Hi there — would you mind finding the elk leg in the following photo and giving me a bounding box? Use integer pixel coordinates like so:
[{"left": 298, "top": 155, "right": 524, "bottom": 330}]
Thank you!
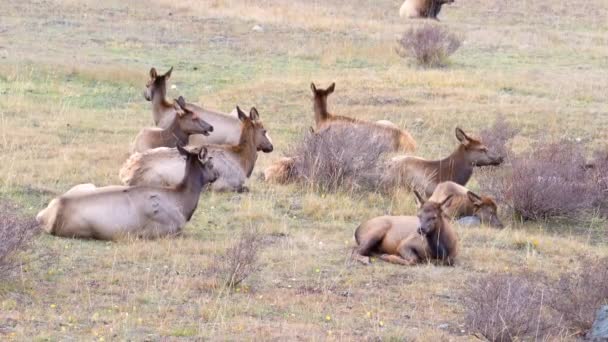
[
  {"left": 379, "top": 254, "right": 415, "bottom": 266},
  {"left": 352, "top": 235, "right": 383, "bottom": 265}
]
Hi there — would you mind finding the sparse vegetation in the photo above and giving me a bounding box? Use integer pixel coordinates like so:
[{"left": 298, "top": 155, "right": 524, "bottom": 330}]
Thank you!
[
  {"left": 0, "top": 201, "right": 37, "bottom": 278},
  {"left": 213, "top": 230, "right": 262, "bottom": 289},
  {"left": 284, "top": 125, "right": 392, "bottom": 192},
  {"left": 396, "top": 23, "right": 461, "bottom": 67}
]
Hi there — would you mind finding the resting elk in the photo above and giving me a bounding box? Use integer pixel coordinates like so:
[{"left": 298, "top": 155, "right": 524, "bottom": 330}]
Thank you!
[
  {"left": 310, "top": 82, "right": 416, "bottom": 152},
  {"left": 353, "top": 191, "right": 458, "bottom": 266},
  {"left": 36, "top": 146, "right": 219, "bottom": 240},
  {"left": 131, "top": 96, "right": 213, "bottom": 153},
  {"left": 399, "top": 0, "right": 454, "bottom": 20},
  {"left": 120, "top": 106, "right": 273, "bottom": 193},
  {"left": 144, "top": 67, "right": 243, "bottom": 145},
  {"left": 385, "top": 127, "right": 503, "bottom": 197},
  {"left": 428, "top": 181, "right": 504, "bottom": 228}
]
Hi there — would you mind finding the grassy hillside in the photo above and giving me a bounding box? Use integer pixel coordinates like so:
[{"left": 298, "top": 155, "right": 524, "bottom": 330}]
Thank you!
[{"left": 0, "top": 0, "right": 607, "bottom": 340}]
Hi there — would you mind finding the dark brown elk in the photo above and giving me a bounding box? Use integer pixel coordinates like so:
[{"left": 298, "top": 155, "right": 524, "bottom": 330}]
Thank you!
[
  {"left": 428, "top": 181, "right": 504, "bottom": 228},
  {"left": 36, "top": 146, "right": 219, "bottom": 240},
  {"left": 310, "top": 82, "right": 416, "bottom": 152},
  {"left": 131, "top": 96, "right": 213, "bottom": 153},
  {"left": 385, "top": 127, "right": 503, "bottom": 197},
  {"left": 120, "top": 107, "right": 273, "bottom": 193},
  {"left": 353, "top": 191, "right": 458, "bottom": 266}
]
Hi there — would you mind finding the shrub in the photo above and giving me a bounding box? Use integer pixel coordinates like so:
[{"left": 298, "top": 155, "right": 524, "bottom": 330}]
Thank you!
[
  {"left": 396, "top": 23, "right": 461, "bottom": 67},
  {"left": 213, "top": 230, "right": 261, "bottom": 289},
  {"left": 587, "top": 150, "right": 608, "bottom": 217},
  {"left": 478, "top": 115, "right": 520, "bottom": 161},
  {"left": 464, "top": 273, "right": 556, "bottom": 341},
  {"left": 546, "top": 257, "right": 608, "bottom": 333},
  {"left": 479, "top": 137, "right": 595, "bottom": 221},
  {"left": 285, "top": 125, "right": 393, "bottom": 192},
  {"left": 0, "top": 200, "right": 38, "bottom": 278}
]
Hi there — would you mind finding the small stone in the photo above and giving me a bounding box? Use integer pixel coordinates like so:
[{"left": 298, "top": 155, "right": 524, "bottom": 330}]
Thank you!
[
  {"left": 251, "top": 25, "right": 264, "bottom": 32},
  {"left": 590, "top": 306, "right": 608, "bottom": 341},
  {"left": 457, "top": 216, "right": 481, "bottom": 227},
  {"left": 438, "top": 323, "right": 449, "bottom": 329}
]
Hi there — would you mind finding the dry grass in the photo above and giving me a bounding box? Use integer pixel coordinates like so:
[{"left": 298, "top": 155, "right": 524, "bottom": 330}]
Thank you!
[
  {"left": 0, "top": 201, "right": 37, "bottom": 278},
  {"left": 396, "top": 23, "right": 462, "bottom": 67},
  {"left": 0, "top": 0, "right": 607, "bottom": 340}
]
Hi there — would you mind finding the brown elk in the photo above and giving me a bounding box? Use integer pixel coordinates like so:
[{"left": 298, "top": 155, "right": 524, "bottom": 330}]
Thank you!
[
  {"left": 310, "top": 82, "right": 416, "bottom": 152},
  {"left": 144, "top": 67, "right": 245, "bottom": 146},
  {"left": 385, "top": 127, "right": 503, "bottom": 197},
  {"left": 353, "top": 191, "right": 458, "bottom": 266},
  {"left": 399, "top": 0, "right": 455, "bottom": 20},
  {"left": 36, "top": 146, "right": 219, "bottom": 240},
  {"left": 131, "top": 96, "right": 213, "bottom": 153},
  {"left": 428, "top": 181, "right": 504, "bottom": 228},
  {"left": 120, "top": 107, "right": 273, "bottom": 193}
]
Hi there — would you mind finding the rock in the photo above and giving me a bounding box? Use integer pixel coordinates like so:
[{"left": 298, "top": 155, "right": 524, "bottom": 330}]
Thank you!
[
  {"left": 251, "top": 24, "right": 264, "bottom": 32},
  {"left": 457, "top": 216, "right": 481, "bottom": 227},
  {"left": 590, "top": 306, "right": 608, "bottom": 341},
  {"left": 438, "top": 323, "right": 449, "bottom": 330}
]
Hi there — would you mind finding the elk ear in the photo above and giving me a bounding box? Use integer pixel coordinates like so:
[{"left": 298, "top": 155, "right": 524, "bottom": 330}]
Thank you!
[
  {"left": 310, "top": 82, "right": 317, "bottom": 94},
  {"left": 440, "top": 194, "right": 454, "bottom": 211},
  {"left": 467, "top": 191, "right": 483, "bottom": 206},
  {"left": 249, "top": 107, "right": 260, "bottom": 121},
  {"left": 176, "top": 144, "right": 189, "bottom": 157},
  {"left": 413, "top": 191, "right": 425, "bottom": 209},
  {"left": 150, "top": 68, "right": 158, "bottom": 79},
  {"left": 173, "top": 96, "right": 187, "bottom": 116},
  {"left": 164, "top": 66, "right": 173, "bottom": 79},
  {"left": 327, "top": 82, "right": 335, "bottom": 94},
  {"left": 236, "top": 106, "right": 247, "bottom": 121},
  {"left": 455, "top": 127, "right": 470, "bottom": 145},
  {"left": 198, "top": 147, "right": 208, "bottom": 161}
]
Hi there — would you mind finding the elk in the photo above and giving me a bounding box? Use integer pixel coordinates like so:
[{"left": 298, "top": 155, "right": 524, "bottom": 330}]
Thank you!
[
  {"left": 399, "top": 0, "right": 454, "bottom": 20},
  {"left": 36, "top": 146, "right": 219, "bottom": 240},
  {"left": 428, "top": 181, "right": 504, "bottom": 228},
  {"left": 120, "top": 106, "right": 273, "bottom": 193},
  {"left": 144, "top": 67, "right": 245, "bottom": 145},
  {"left": 353, "top": 191, "right": 458, "bottom": 266},
  {"left": 385, "top": 127, "right": 503, "bottom": 197},
  {"left": 310, "top": 82, "right": 416, "bottom": 152},
  {"left": 131, "top": 96, "right": 213, "bottom": 153}
]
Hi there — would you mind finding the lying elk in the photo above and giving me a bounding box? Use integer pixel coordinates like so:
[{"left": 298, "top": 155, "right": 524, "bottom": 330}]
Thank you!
[
  {"left": 399, "top": 0, "right": 454, "bottom": 20},
  {"left": 353, "top": 191, "right": 458, "bottom": 266},
  {"left": 120, "top": 106, "right": 273, "bottom": 192},
  {"left": 36, "top": 146, "right": 219, "bottom": 240},
  {"left": 311, "top": 82, "right": 416, "bottom": 152},
  {"left": 428, "top": 181, "right": 504, "bottom": 228},
  {"left": 386, "top": 127, "right": 503, "bottom": 197},
  {"left": 131, "top": 96, "right": 213, "bottom": 153},
  {"left": 144, "top": 67, "right": 245, "bottom": 145}
]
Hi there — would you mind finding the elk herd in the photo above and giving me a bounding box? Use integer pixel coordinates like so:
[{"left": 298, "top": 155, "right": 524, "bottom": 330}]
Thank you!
[{"left": 37, "top": 67, "right": 506, "bottom": 268}]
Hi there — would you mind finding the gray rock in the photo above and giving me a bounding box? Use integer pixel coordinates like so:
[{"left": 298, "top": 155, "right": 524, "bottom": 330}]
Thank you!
[
  {"left": 457, "top": 216, "right": 481, "bottom": 227},
  {"left": 251, "top": 24, "right": 264, "bottom": 32},
  {"left": 590, "top": 306, "right": 608, "bottom": 341}
]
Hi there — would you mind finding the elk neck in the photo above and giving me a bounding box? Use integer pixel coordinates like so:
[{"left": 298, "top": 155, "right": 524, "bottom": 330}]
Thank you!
[
  {"left": 175, "top": 156, "right": 205, "bottom": 221},
  {"left": 437, "top": 145, "right": 474, "bottom": 185}
]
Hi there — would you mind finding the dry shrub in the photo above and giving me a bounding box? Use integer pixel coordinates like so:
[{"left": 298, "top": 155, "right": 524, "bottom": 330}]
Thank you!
[
  {"left": 546, "top": 257, "right": 608, "bottom": 333},
  {"left": 479, "top": 138, "right": 595, "bottom": 221},
  {"left": 285, "top": 125, "right": 393, "bottom": 192},
  {"left": 587, "top": 150, "right": 608, "bottom": 216},
  {"left": 479, "top": 115, "right": 520, "bottom": 161},
  {"left": 0, "top": 201, "right": 38, "bottom": 278},
  {"left": 213, "top": 230, "right": 261, "bottom": 288},
  {"left": 396, "top": 23, "right": 461, "bottom": 67},
  {"left": 464, "top": 273, "right": 556, "bottom": 341}
]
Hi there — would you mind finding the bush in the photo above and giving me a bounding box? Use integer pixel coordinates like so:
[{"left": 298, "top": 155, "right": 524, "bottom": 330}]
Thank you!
[
  {"left": 213, "top": 230, "right": 261, "bottom": 289},
  {"left": 479, "top": 115, "right": 520, "bottom": 161},
  {"left": 0, "top": 201, "right": 38, "bottom": 278},
  {"left": 396, "top": 23, "right": 461, "bottom": 67},
  {"left": 587, "top": 150, "right": 608, "bottom": 216},
  {"left": 546, "top": 257, "right": 608, "bottom": 333},
  {"left": 285, "top": 125, "right": 393, "bottom": 192},
  {"left": 464, "top": 273, "right": 556, "bottom": 341}
]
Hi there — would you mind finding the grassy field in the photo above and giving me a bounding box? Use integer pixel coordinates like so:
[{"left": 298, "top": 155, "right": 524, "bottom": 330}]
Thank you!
[{"left": 1, "top": 0, "right": 607, "bottom": 340}]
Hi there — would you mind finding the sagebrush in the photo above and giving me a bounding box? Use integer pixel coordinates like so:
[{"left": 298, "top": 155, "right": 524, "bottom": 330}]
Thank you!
[
  {"left": 0, "top": 201, "right": 38, "bottom": 278},
  {"left": 284, "top": 125, "right": 392, "bottom": 192},
  {"left": 396, "top": 23, "right": 461, "bottom": 67},
  {"left": 213, "top": 230, "right": 261, "bottom": 288}
]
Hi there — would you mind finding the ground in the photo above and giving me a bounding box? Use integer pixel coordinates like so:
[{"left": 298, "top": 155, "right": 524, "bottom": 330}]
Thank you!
[{"left": 0, "top": 0, "right": 607, "bottom": 340}]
